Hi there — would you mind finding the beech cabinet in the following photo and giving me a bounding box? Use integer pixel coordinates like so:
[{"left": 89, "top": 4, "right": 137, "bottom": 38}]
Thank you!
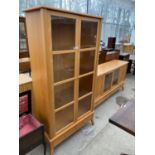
[
  {"left": 95, "top": 60, "right": 128, "bottom": 107},
  {"left": 25, "top": 6, "right": 102, "bottom": 154}
]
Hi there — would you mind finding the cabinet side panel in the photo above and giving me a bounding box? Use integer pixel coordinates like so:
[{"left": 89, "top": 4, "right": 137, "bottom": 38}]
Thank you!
[
  {"left": 119, "top": 64, "right": 128, "bottom": 82},
  {"left": 26, "top": 10, "right": 54, "bottom": 138},
  {"left": 92, "top": 19, "right": 102, "bottom": 110}
]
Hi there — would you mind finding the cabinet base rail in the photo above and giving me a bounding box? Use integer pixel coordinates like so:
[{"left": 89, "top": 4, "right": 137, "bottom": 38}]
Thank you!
[{"left": 44, "top": 112, "right": 94, "bottom": 155}]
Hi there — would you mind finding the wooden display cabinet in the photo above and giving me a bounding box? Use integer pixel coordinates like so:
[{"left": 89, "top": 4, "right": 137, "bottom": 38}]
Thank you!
[
  {"left": 25, "top": 6, "right": 102, "bottom": 155},
  {"left": 95, "top": 60, "right": 128, "bottom": 107}
]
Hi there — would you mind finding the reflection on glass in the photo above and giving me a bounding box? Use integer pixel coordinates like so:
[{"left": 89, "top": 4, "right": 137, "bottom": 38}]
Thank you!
[
  {"left": 80, "top": 50, "right": 95, "bottom": 75},
  {"left": 112, "top": 69, "right": 119, "bottom": 85},
  {"left": 53, "top": 53, "right": 75, "bottom": 82},
  {"left": 79, "top": 74, "right": 93, "bottom": 97},
  {"left": 55, "top": 105, "right": 74, "bottom": 132},
  {"left": 54, "top": 81, "right": 74, "bottom": 109},
  {"left": 78, "top": 95, "right": 92, "bottom": 117},
  {"left": 104, "top": 73, "right": 112, "bottom": 92},
  {"left": 81, "top": 21, "right": 98, "bottom": 48},
  {"left": 51, "top": 16, "right": 75, "bottom": 51}
]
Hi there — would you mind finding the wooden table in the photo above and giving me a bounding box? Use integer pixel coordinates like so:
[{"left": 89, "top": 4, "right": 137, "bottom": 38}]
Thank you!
[{"left": 109, "top": 99, "right": 135, "bottom": 136}]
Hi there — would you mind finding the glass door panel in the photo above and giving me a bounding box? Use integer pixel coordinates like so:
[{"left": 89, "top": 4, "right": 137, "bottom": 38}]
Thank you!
[
  {"left": 80, "top": 50, "right": 95, "bottom": 75},
  {"left": 54, "top": 81, "right": 74, "bottom": 109},
  {"left": 112, "top": 69, "right": 119, "bottom": 85},
  {"left": 55, "top": 105, "right": 74, "bottom": 132},
  {"left": 79, "top": 74, "right": 93, "bottom": 97},
  {"left": 51, "top": 16, "right": 76, "bottom": 51},
  {"left": 80, "top": 21, "right": 98, "bottom": 49},
  {"left": 78, "top": 95, "right": 92, "bottom": 118},
  {"left": 53, "top": 53, "right": 75, "bottom": 82},
  {"left": 104, "top": 73, "right": 112, "bottom": 92}
]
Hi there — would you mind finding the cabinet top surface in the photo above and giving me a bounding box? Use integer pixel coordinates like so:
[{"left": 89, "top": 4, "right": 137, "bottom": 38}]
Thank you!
[
  {"left": 19, "top": 74, "right": 32, "bottom": 86},
  {"left": 97, "top": 60, "right": 128, "bottom": 76},
  {"left": 24, "top": 5, "right": 102, "bottom": 19}
]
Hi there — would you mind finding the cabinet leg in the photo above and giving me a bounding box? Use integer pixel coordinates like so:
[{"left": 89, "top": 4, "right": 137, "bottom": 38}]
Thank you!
[
  {"left": 91, "top": 119, "right": 94, "bottom": 126},
  {"left": 50, "top": 144, "right": 54, "bottom": 155},
  {"left": 122, "top": 85, "right": 124, "bottom": 91}
]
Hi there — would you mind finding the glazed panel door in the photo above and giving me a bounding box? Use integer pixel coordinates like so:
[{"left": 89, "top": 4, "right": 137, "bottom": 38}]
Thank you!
[
  {"left": 77, "top": 17, "right": 99, "bottom": 119},
  {"left": 49, "top": 12, "right": 100, "bottom": 132},
  {"left": 50, "top": 12, "right": 79, "bottom": 133}
]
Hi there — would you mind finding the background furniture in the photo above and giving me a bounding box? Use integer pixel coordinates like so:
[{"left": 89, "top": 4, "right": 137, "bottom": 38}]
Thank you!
[
  {"left": 122, "top": 43, "right": 135, "bottom": 54},
  {"left": 19, "top": 16, "right": 29, "bottom": 58},
  {"left": 95, "top": 60, "right": 128, "bottom": 107},
  {"left": 105, "top": 50, "right": 119, "bottom": 62},
  {"left": 19, "top": 58, "right": 31, "bottom": 74},
  {"left": 107, "top": 37, "right": 116, "bottom": 49},
  {"left": 25, "top": 6, "right": 102, "bottom": 154},
  {"left": 19, "top": 16, "right": 31, "bottom": 74},
  {"left": 98, "top": 51, "right": 107, "bottom": 64},
  {"left": 119, "top": 52, "right": 130, "bottom": 61},
  {"left": 19, "top": 74, "right": 46, "bottom": 155},
  {"left": 109, "top": 99, "right": 135, "bottom": 136},
  {"left": 99, "top": 50, "right": 120, "bottom": 64},
  {"left": 19, "top": 74, "right": 32, "bottom": 94}
]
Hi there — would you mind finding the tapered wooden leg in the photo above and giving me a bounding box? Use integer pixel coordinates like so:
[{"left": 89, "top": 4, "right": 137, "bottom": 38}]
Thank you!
[
  {"left": 91, "top": 119, "right": 94, "bottom": 125},
  {"left": 50, "top": 144, "right": 54, "bottom": 155},
  {"left": 122, "top": 85, "right": 124, "bottom": 91}
]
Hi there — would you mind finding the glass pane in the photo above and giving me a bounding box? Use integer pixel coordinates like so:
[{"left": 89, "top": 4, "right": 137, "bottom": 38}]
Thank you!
[
  {"left": 112, "top": 69, "right": 119, "bottom": 85},
  {"left": 79, "top": 74, "right": 93, "bottom": 97},
  {"left": 55, "top": 105, "right": 74, "bottom": 132},
  {"left": 80, "top": 50, "right": 95, "bottom": 75},
  {"left": 53, "top": 53, "right": 75, "bottom": 82},
  {"left": 19, "top": 22, "right": 26, "bottom": 39},
  {"left": 78, "top": 95, "right": 92, "bottom": 117},
  {"left": 104, "top": 73, "right": 112, "bottom": 92},
  {"left": 51, "top": 16, "right": 75, "bottom": 51},
  {"left": 81, "top": 21, "right": 98, "bottom": 48},
  {"left": 54, "top": 81, "right": 74, "bottom": 109}
]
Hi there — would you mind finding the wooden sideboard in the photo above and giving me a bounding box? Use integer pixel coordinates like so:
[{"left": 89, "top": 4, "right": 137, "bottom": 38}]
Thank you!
[{"left": 95, "top": 60, "right": 128, "bottom": 107}]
